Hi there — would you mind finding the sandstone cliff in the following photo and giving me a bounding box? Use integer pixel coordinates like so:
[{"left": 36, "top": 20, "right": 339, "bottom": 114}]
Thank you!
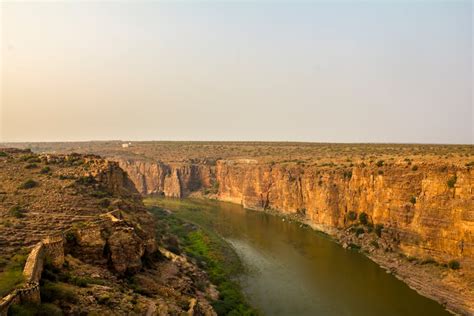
[{"left": 119, "top": 158, "right": 473, "bottom": 264}]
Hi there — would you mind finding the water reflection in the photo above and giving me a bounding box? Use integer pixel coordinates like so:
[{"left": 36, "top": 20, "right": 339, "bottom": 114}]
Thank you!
[{"left": 162, "top": 198, "right": 449, "bottom": 316}]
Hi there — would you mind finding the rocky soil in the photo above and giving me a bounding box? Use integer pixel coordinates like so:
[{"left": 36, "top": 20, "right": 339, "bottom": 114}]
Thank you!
[{"left": 0, "top": 148, "right": 218, "bottom": 315}]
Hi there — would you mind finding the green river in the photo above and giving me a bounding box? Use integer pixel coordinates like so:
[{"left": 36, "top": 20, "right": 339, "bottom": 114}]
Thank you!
[{"left": 149, "top": 198, "right": 450, "bottom": 316}]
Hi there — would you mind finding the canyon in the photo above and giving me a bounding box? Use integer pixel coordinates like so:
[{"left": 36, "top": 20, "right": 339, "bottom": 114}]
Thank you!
[{"left": 4, "top": 141, "right": 474, "bottom": 315}]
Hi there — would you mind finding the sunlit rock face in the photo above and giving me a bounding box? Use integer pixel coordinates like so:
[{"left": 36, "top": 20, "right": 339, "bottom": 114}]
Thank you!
[{"left": 120, "top": 158, "right": 473, "bottom": 264}]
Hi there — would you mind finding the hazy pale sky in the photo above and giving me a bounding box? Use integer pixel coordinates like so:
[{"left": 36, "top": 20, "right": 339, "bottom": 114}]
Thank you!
[{"left": 1, "top": 1, "right": 472, "bottom": 143}]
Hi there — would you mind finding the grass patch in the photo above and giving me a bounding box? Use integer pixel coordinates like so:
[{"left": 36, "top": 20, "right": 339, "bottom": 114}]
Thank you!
[
  {"left": 0, "top": 251, "right": 29, "bottom": 297},
  {"left": 146, "top": 199, "right": 258, "bottom": 316},
  {"left": 8, "top": 302, "right": 63, "bottom": 316}
]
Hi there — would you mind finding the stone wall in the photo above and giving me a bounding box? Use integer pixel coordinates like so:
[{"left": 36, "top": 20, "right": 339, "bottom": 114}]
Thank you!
[{"left": 0, "top": 235, "right": 64, "bottom": 316}]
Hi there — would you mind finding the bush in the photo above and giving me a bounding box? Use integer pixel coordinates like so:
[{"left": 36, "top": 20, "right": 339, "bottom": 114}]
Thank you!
[
  {"left": 8, "top": 303, "right": 63, "bottom": 316},
  {"left": 75, "top": 175, "right": 96, "bottom": 185},
  {"left": 354, "top": 227, "right": 365, "bottom": 236},
  {"left": 448, "top": 260, "right": 460, "bottom": 270},
  {"left": 99, "top": 198, "right": 111, "bottom": 208},
  {"left": 411, "top": 165, "right": 418, "bottom": 171},
  {"left": 375, "top": 224, "right": 384, "bottom": 237},
  {"left": 447, "top": 175, "right": 457, "bottom": 188},
  {"left": 343, "top": 170, "right": 352, "bottom": 180},
  {"left": 19, "top": 179, "right": 38, "bottom": 189},
  {"left": 409, "top": 196, "right": 416, "bottom": 205},
  {"left": 25, "top": 163, "right": 38, "bottom": 169},
  {"left": 376, "top": 160, "right": 384, "bottom": 167},
  {"left": 9, "top": 205, "right": 26, "bottom": 218},
  {"left": 420, "top": 258, "right": 438, "bottom": 265},
  {"left": 64, "top": 232, "right": 76, "bottom": 244},
  {"left": 40, "top": 166, "right": 51, "bottom": 174},
  {"left": 40, "top": 281, "right": 76, "bottom": 303},
  {"left": 0, "top": 152, "right": 8, "bottom": 157},
  {"left": 359, "top": 212, "right": 369, "bottom": 225},
  {"left": 347, "top": 211, "right": 357, "bottom": 221}
]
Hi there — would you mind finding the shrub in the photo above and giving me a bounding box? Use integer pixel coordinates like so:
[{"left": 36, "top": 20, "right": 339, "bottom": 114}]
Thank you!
[
  {"left": 9, "top": 205, "right": 26, "bottom": 218},
  {"left": 99, "top": 198, "right": 111, "bottom": 208},
  {"left": 343, "top": 170, "right": 352, "bottom": 180},
  {"left": 420, "top": 258, "right": 438, "bottom": 265},
  {"left": 359, "top": 212, "right": 368, "bottom": 225},
  {"left": 354, "top": 227, "right": 365, "bottom": 236},
  {"left": 8, "top": 303, "right": 63, "bottom": 316},
  {"left": 65, "top": 232, "right": 76, "bottom": 244},
  {"left": 409, "top": 196, "right": 416, "bottom": 204},
  {"left": 0, "top": 152, "right": 7, "bottom": 157},
  {"left": 40, "top": 281, "right": 76, "bottom": 303},
  {"left": 25, "top": 163, "right": 38, "bottom": 169},
  {"left": 448, "top": 260, "right": 460, "bottom": 270},
  {"left": 347, "top": 211, "right": 357, "bottom": 221},
  {"left": 411, "top": 165, "right": 418, "bottom": 171},
  {"left": 375, "top": 224, "right": 384, "bottom": 237},
  {"left": 75, "top": 175, "right": 96, "bottom": 185},
  {"left": 376, "top": 160, "right": 384, "bottom": 167},
  {"left": 40, "top": 166, "right": 51, "bottom": 174},
  {"left": 447, "top": 175, "right": 457, "bottom": 188},
  {"left": 347, "top": 243, "right": 361, "bottom": 250},
  {"left": 19, "top": 179, "right": 38, "bottom": 189}
]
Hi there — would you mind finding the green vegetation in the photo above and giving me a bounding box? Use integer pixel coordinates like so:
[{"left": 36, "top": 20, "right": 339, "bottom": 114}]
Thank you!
[
  {"left": 420, "top": 258, "right": 438, "bottom": 266},
  {"left": 411, "top": 165, "right": 418, "bottom": 171},
  {"left": 448, "top": 260, "right": 460, "bottom": 270},
  {"left": 374, "top": 224, "right": 384, "bottom": 237},
  {"left": 75, "top": 175, "right": 96, "bottom": 185},
  {"left": 40, "top": 281, "right": 77, "bottom": 303},
  {"left": 0, "top": 151, "right": 8, "bottom": 157},
  {"left": 18, "top": 179, "right": 38, "bottom": 189},
  {"left": 40, "top": 166, "right": 51, "bottom": 174},
  {"left": 354, "top": 227, "right": 365, "bottom": 236},
  {"left": 0, "top": 251, "right": 29, "bottom": 297},
  {"left": 343, "top": 170, "right": 352, "bottom": 180},
  {"left": 358, "top": 212, "right": 368, "bottom": 225},
  {"left": 347, "top": 211, "right": 357, "bottom": 221},
  {"left": 409, "top": 196, "right": 417, "bottom": 205},
  {"left": 146, "top": 201, "right": 258, "bottom": 316},
  {"left": 9, "top": 205, "right": 26, "bottom": 218},
  {"left": 8, "top": 303, "right": 63, "bottom": 316},
  {"left": 204, "top": 179, "right": 220, "bottom": 195},
  {"left": 447, "top": 175, "right": 457, "bottom": 188},
  {"left": 376, "top": 160, "right": 384, "bottom": 167}
]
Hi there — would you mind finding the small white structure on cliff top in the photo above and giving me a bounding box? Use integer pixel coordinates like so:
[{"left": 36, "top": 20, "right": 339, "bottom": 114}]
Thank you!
[{"left": 122, "top": 142, "right": 132, "bottom": 148}]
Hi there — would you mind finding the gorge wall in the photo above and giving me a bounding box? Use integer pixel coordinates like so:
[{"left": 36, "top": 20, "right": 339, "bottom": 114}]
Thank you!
[{"left": 118, "top": 158, "right": 473, "bottom": 265}]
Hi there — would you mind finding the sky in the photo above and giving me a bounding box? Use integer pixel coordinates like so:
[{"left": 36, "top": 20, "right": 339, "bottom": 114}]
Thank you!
[{"left": 0, "top": 0, "right": 472, "bottom": 144}]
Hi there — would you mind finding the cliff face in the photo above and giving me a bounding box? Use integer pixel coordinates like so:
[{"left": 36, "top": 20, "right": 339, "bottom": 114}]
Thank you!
[{"left": 119, "top": 159, "right": 473, "bottom": 265}]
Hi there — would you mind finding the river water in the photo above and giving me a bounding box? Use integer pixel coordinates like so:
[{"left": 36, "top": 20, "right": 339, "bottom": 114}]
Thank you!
[{"left": 154, "top": 198, "right": 449, "bottom": 316}]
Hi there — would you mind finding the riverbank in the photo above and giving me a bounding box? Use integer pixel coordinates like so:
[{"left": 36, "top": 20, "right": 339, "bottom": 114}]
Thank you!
[
  {"left": 144, "top": 197, "right": 457, "bottom": 316},
  {"left": 248, "top": 205, "right": 473, "bottom": 316},
  {"left": 146, "top": 203, "right": 258, "bottom": 316}
]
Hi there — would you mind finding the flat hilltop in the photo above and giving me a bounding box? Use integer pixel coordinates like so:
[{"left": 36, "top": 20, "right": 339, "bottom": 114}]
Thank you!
[{"left": 3, "top": 141, "right": 473, "bottom": 165}]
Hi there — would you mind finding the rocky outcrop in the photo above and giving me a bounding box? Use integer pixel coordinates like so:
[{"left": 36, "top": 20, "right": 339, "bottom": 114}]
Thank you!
[{"left": 118, "top": 160, "right": 214, "bottom": 197}]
